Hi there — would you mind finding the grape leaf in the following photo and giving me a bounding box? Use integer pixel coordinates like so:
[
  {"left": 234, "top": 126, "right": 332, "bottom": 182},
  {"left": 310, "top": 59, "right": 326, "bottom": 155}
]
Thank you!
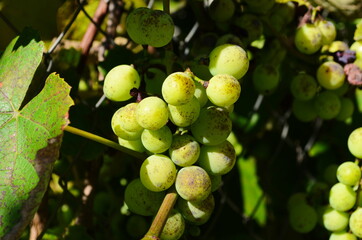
[{"left": 0, "top": 32, "right": 74, "bottom": 239}]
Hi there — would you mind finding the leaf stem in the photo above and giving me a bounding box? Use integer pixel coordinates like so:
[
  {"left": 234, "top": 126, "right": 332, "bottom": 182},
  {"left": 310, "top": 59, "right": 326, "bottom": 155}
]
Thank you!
[
  {"left": 64, "top": 126, "right": 147, "bottom": 160},
  {"left": 141, "top": 188, "right": 178, "bottom": 240},
  {"left": 163, "top": 0, "right": 170, "bottom": 15}
]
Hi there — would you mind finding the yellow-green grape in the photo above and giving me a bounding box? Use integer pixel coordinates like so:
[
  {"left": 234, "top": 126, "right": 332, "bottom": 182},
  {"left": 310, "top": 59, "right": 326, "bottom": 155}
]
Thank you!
[
  {"left": 329, "top": 182, "right": 356, "bottom": 211},
  {"left": 162, "top": 72, "right": 196, "bottom": 106},
  {"left": 169, "top": 134, "right": 200, "bottom": 167},
  {"left": 140, "top": 154, "right": 177, "bottom": 192},
  {"left": 191, "top": 106, "right": 232, "bottom": 145},
  {"left": 287, "top": 192, "right": 307, "bottom": 211},
  {"left": 160, "top": 209, "right": 185, "bottom": 240},
  {"left": 350, "top": 41, "right": 362, "bottom": 59},
  {"left": 252, "top": 64, "right": 280, "bottom": 95},
  {"left": 290, "top": 73, "right": 318, "bottom": 101},
  {"left": 117, "top": 103, "right": 143, "bottom": 132},
  {"left": 314, "top": 91, "right": 341, "bottom": 120},
  {"left": 292, "top": 99, "right": 318, "bottom": 122},
  {"left": 126, "top": 215, "right": 149, "bottom": 239},
  {"left": 175, "top": 166, "right": 212, "bottom": 202},
  {"left": 329, "top": 231, "right": 357, "bottom": 240},
  {"left": 208, "top": 0, "right": 235, "bottom": 22},
  {"left": 118, "top": 137, "right": 146, "bottom": 153},
  {"left": 350, "top": 207, "right": 362, "bottom": 238},
  {"left": 208, "top": 44, "right": 249, "bottom": 80},
  {"left": 337, "top": 161, "right": 361, "bottom": 186},
  {"left": 322, "top": 206, "right": 349, "bottom": 232},
  {"left": 145, "top": 68, "right": 166, "bottom": 95},
  {"left": 234, "top": 13, "right": 263, "bottom": 44},
  {"left": 141, "top": 126, "right": 172, "bottom": 154},
  {"left": 316, "top": 19, "right": 337, "bottom": 45},
  {"left": 126, "top": 7, "right": 149, "bottom": 45},
  {"left": 194, "top": 81, "right": 208, "bottom": 107},
  {"left": 177, "top": 193, "right": 215, "bottom": 225},
  {"left": 328, "top": 41, "right": 349, "bottom": 53},
  {"left": 330, "top": 82, "right": 349, "bottom": 96},
  {"left": 198, "top": 140, "right": 236, "bottom": 175},
  {"left": 136, "top": 96, "right": 169, "bottom": 130},
  {"left": 294, "top": 23, "right": 322, "bottom": 55},
  {"left": 206, "top": 74, "right": 241, "bottom": 107},
  {"left": 289, "top": 203, "right": 318, "bottom": 233},
  {"left": 317, "top": 61, "right": 345, "bottom": 90},
  {"left": 210, "top": 174, "right": 222, "bottom": 192},
  {"left": 124, "top": 178, "right": 166, "bottom": 216},
  {"left": 112, "top": 109, "right": 142, "bottom": 140},
  {"left": 348, "top": 128, "right": 362, "bottom": 159},
  {"left": 103, "top": 65, "right": 141, "bottom": 102},
  {"left": 168, "top": 96, "right": 200, "bottom": 127}
]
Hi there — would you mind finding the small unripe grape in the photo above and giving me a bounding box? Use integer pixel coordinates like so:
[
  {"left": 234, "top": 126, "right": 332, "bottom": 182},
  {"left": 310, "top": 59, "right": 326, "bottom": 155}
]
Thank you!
[
  {"left": 348, "top": 128, "right": 362, "bottom": 159},
  {"left": 290, "top": 73, "right": 318, "bottom": 100},
  {"left": 329, "top": 182, "right": 356, "bottom": 212},
  {"left": 168, "top": 96, "right": 200, "bottom": 127},
  {"left": 136, "top": 96, "right": 169, "bottom": 130},
  {"left": 198, "top": 140, "right": 236, "bottom": 175},
  {"left": 140, "top": 154, "right": 177, "bottom": 192},
  {"left": 162, "top": 72, "right": 196, "bottom": 106},
  {"left": 209, "top": 0, "right": 235, "bottom": 22},
  {"left": 317, "top": 61, "right": 345, "bottom": 90},
  {"left": 194, "top": 81, "right": 209, "bottom": 107},
  {"left": 316, "top": 19, "right": 337, "bottom": 45},
  {"left": 117, "top": 103, "right": 143, "bottom": 132},
  {"left": 126, "top": 7, "right": 149, "bottom": 45},
  {"left": 141, "top": 126, "right": 173, "bottom": 153},
  {"left": 206, "top": 74, "right": 241, "bottom": 107},
  {"left": 329, "top": 231, "right": 357, "bottom": 240},
  {"left": 337, "top": 161, "right": 361, "bottom": 186},
  {"left": 208, "top": 44, "right": 249, "bottom": 80},
  {"left": 124, "top": 178, "right": 165, "bottom": 216},
  {"left": 314, "top": 91, "right": 341, "bottom": 120},
  {"left": 160, "top": 209, "right": 185, "bottom": 240},
  {"left": 350, "top": 207, "right": 362, "bottom": 238},
  {"left": 294, "top": 23, "right": 322, "bottom": 55},
  {"left": 322, "top": 206, "right": 349, "bottom": 232},
  {"left": 292, "top": 99, "right": 318, "bottom": 122},
  {"left": 252, "top": 64, "right": 280, "bottom": 95},
  {"left": 118, "top": 137, "right": 146, "bottom": 153},
  {"left": 191, "top": 106, "right": 232, "bottom": 145},
  {"left": 289, "top": 203, "right": 318, "bottom": 233},
  {"left": 175, "top": 166, "right": 212, "bottom": 202},
  {"left": 103, "top": 65, "right": 141, "bottom": 102},
  {"left": 233, "top": 13, "right": 263, "bottom": 43},
  {"left": 169, "top": 134, "right": 200, "bottom": 167},
  {"left": 287, "top": 192, "right": 307, "bottom": 211},
  {"left": 177, "top": 193, "right": 215, "bottom": 225}
]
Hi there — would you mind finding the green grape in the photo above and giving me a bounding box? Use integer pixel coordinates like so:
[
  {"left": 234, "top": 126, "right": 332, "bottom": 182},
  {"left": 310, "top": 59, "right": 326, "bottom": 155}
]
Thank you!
[
  {"left": 175, "top": 166, "right": 212, "bottom": 202},
  {"left": 118, "top": 137, "right": 146, "bottom": 153},
  {"left": 337, "top": 161, "right": 361, "bottom": 186},
  {"left": 287, "top": 192, "right": 307, "bottom": 211},
  {"left": 350, "top": 41, "right": 362, "bottom": 59},
  {"left": 330, "top": 82, "right": 349, "bottom": 96},
  {"left": 329, "top": 231, "right": 357, "bottom": 240},
  {"left": 349, "top": 207, "right": 362, "bottom": 238},
  {"left": 206, "top": 74, "right": 241, "bottom": 107},
  {"left": 233, "top": 13, "right": 263, "bottom": 44},
  {"left": 354, "top": 58, "right": 362, "bottom": 69},
  {"left": 136, "top": 96, "right": 169, "bottom": 130},
  {"left": 103, "top": 65, "right": 141, "bottom": 102},
  {"left": 126, "top": 8, "right": 174, "bottom": 47},
  {"left": 322, "top": 206, "right": 349, "bottom": 232},
  {"left": 289, "top": 203, "right": 318, "bottom": 233},
  {"left": 191, "top": 106, "right": 232, "bottom": 145},
  {"left": 328, "top": 41, "right": 349, "bottom": 53},
  {"left": 348, "top": 128, "right": 362, "bottom": 159},
  {"left": 314, "top": 91, "right": 341, "bottom": 120},
  {"left": 126, "top": 215, "right": 149, "bottom": 239},
  {"left": 112, "top": 109, "right": 142, "bottom": 140},
  {"left": 210, "top": 174, "right": 222, "bottom": 192},
  {"left": 294, "top": 23, "right": 322, "bottom": 55},
  {"left": 270, "top": 2, "right": 295, "bottom": 25},
  {"left": 160, "top": 209, "right": 185, "bottom": 240},
  {"left": 208, "top": 44, "right": 249, "bottom": 80},
  {"left": 252, "top": 64, "right": 280, "bottom": 95},
  {"left": 292, "top": 99, "right": 317, "bottom": 122},
  {"left": 162, "top": 72, "right": 196, "bottom": 106},
  {"left": 244, "top": 0, "right": 274, "bottom": 14},
  {"left": 141, "top": 126, "right": 172, "bottom": 153},
  {"left": 226, "top": 131, "right": 242, "bottom": 155},
  {"left": 124, "top": 178, "right": 166, "bottom": 216},
  {"left": 329, "top": 182, "right": 356, "bottom": 211},
  {"left": 316, "top": 19, "right": 337, "bottom": 45},
  {"left": 208, "top": 0, "right": 235, "bottom": 22},
  {"left": 198, "top": 140, "right": 236, "bottom": 175},
  {"left": 145, "top": 68, "right": 166, "bottom": 95},
  {"left": 188, "top": 61, "right": 213, "bottom": 80},
  {"left": 177, "top": 193, "right": 215, "bottom": 225},
  {"left": 317, "top": 61, "right": 345, "bottom": 90},
  {"left": 140, "top": 154, "right": 177, "bottom": 192},
  {"left": 215, "top": 34, "right": 244, "bottom": 47},
  {"left": 117, "top": 103, "right": 143, "bottom": 132},
  {"left": 168, "top": 96, "right": 200, "bottom": 127},
  {"left": 194, "top": 81, "right": 208, "bottom": 107},
  {"left": 169, "top": 134, "right": 200, "bottom": 167},
  {"left": 290, "top": 73, "right": 318, "bottom": 101}
]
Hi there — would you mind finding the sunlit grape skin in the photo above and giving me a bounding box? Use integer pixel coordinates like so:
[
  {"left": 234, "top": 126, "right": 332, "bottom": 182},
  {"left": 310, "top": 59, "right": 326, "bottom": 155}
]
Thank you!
[
  {"left": 294, "top": 23, "right": 322, "bottom": 55},
  {"left": 162, "top": 72, "right": 196, "bottom": 106},
  {"left": 348, "top": 128, "right": 362, "bottom": 159},
  {"left": 206, "top": 74, "right": 241, "bottom": 107},
  {"left": 160, "top": 209, "right": 185, "bottom": 240},
  {"left": 112, "top": 109, "right": 143, "bottom": 140},
  {"left": 141, "top": 126, "right": 173, "bottom": 154},
  {"left": 317, "top": 61, "right": 345, "bottom": 90},
  {"left": 168, "top": 96, "right": 200, "bottom": 127},
  {"left": 322, "top": 206, "right": 349, "bottom": 232},
  {"left": 316, "top": 19, "right": 337, "bottom": 45},
  {"left": 329, "top": 231, "right": 357, "bottom": 240},
  {"left": 349, "top": 208, "right": 362, "bottom": 238},
  {"left": 329, "top": 182, "right": 356, "bottom": 212},
  {"left": 117, "top": 103, "right": 143, "bottom": 132},
  {"left": 336, "top": 161, "right": 361, "bottom": 186},
  {"left": 136, "top": 96, "right": 169, "bottom": 130},
  {"left": 103, "top": 65, "right": 141, "bottom": 102},
  {"left": 169, "top": 134, "right": 200, "bottom": 167}
]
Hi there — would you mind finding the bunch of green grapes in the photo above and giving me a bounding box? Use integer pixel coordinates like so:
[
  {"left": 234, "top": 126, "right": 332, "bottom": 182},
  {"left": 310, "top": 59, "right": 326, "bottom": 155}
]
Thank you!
[{"left": 103, "top": 43, "right": 248, "bottom": 239}]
